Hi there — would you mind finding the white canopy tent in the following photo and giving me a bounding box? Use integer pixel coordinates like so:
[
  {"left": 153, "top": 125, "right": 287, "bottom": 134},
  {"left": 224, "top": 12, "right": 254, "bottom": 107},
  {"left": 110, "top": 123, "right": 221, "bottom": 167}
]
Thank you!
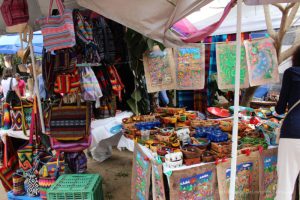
[{"left": 0, "top": 0, "right": 297, "bottom": 199}]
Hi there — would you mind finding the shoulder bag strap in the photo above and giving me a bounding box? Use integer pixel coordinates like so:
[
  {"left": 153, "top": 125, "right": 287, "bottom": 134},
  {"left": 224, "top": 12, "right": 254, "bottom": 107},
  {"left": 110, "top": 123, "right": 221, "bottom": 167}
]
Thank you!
[
  {"left": 279, "top": 98, "right": 300, "bottom": 127},
  {"left": 9, "top": 77, "right": 13, "bottom": 90}
]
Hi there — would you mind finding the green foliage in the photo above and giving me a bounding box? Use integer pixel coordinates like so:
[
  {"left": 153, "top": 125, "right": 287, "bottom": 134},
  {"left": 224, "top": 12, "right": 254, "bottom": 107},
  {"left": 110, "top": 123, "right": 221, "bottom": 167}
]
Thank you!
[{"left": 124, "top": 29, "right": 165, "bottom": 114}]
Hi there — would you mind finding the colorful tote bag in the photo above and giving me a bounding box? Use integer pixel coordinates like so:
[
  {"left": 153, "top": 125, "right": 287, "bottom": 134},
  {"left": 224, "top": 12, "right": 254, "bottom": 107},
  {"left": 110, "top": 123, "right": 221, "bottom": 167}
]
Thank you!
[
  {"left": 49, "top": 103, "right": 91, "bottom": 141},
  {"left": 0, "top": 136, "right": 19, "bottom": 192},
  {"left": 0, "top": 0, "right": 29, "bottom": 32},
  {"left": 50, "top": 135, "right": 91, "bottom": 152},
  {"left": 26, "top": 174, "right": 39, "bottom": 197},
  {"left": 36, "top": 0, "right": 75, "bottom": 52},
  {"left": 3, "top": 102, "right": 11, "bottom": 130},
  {"left": 216, "top": 42, "right": 249, "bottom": 90},
  {"left": 10, "top": 104, "right": 32, "bottom": 131},
  {"left": 54, "top": 70, "right": 81, "bottom": 94},
  {"left": 17, "top": 109, "right": 35, "bottom": 171},
  {"left": 143, "top": 48, "right": 176, "bottom": 93},
  {"left": 244, "top": 38, "right": 279, "bottom": 86},
  {"left": 174, "top": 46, "right": 206, "bottom": 90},
  {"left": 79, "top": 66, "right": 103, "bottom": 101},
  {"left": 12, "top": 173, "right": 25, "bottom": 196}
]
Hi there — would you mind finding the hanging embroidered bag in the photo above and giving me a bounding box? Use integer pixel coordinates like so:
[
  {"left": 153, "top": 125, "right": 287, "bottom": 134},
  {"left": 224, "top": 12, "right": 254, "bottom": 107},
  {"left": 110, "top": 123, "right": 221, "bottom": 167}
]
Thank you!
[
  {"left": 0, "top": 0, "right": 29, "bottom": 32},
  {"left": 36, "top": 0, "right": 75, "bottom": 51},
  {"left": 79, "top": 66, "right": 103, "bottom": 101},
  {"left": 49, "top": 102, "right": 91, "bottom": 141},
  {"left": 0, "top": 136, "right": 19, "bottom": 192}
]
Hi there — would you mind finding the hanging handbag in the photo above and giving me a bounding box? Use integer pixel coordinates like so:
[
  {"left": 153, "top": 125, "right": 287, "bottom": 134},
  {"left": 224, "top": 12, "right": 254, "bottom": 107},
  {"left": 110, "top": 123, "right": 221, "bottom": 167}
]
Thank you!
[
  {"left": 65, "top": 151, "right": 87, "bottom": 174},
  {"left": 17, "top": 108, "right": 35, "bottom": 171},
  {"left": 73, "top": 10, "right": 93, "bottom": 44},
  {"left": 0, "top": 136, "right": 19, "bottom": 192},
  {"left": 50, "top": 135, "right": 92, "bottom": 152},
  {"left": 275, "top": 99, "right": 300, "bottom": 144},
  {"left": 10, "top": 103, "right": 32, "bottom": 131},
  {"left": 12, "top": 172, "right": 25, "bottom": 196},
  {"left": 79, "top": 66, "right": 103, "bottom": 101},
  {"left": 49, "top": 101, "right": 91, "bottom": 141},
  {"left": 54, "top": 70, "right": 81, "bottom": 94},
  {"left": 6, "top": 77, "right": 21, "bottom": 107},
  {"left": 108, "top": 65, "right": 124, "bottom": 101},
  {"left": 0, "top": 0, "right": 29, "bottom": 33},
  {"left": 36, "top": 0, "right": 75, "bottom": 52},
  {"left": 26, "top": 174, "right": 39, "bottom": 197},
  {"left": 3, "top": 102, "right": 11, "bottom": 130}
]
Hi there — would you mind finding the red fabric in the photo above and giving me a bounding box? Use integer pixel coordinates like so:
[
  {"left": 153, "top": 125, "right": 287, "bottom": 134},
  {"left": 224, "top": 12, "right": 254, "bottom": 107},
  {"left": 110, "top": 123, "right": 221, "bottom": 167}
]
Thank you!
[
  {"left": 182, "top": 0, "right": 236, "bottom": 43},
  {"left": 0, "top": 0, "right": 29, "bottom": 26},
  {"left": 18, "top": 80, "right": 25, "bottom": 96}
]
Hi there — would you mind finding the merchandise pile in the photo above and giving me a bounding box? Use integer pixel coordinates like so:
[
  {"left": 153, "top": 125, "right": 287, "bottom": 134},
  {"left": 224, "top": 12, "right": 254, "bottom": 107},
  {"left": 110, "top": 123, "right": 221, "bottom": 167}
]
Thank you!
[{"left": 122, "top": 106, "right": 280, "bottom": 168}]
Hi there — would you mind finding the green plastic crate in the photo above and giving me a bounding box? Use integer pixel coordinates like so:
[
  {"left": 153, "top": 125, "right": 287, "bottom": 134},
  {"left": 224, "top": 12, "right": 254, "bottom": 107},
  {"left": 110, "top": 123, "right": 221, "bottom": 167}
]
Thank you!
[{"left": 47, "top": 174, "right": 103, "bottom": 200}]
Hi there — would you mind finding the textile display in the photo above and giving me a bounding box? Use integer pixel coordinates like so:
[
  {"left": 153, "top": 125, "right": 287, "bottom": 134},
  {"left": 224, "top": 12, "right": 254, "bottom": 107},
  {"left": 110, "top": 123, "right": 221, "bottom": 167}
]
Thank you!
[
  {"left": 36, "top": 0, "right": 75, "bottom": 51},
  {"left": 65, "top": 151, "right": 87, "bottom": 174},
  {"left": 207, "top": 35, "right": 227, "bottom": 106},
  {"left": 131, "top": 144, "right": 151, "bottom": 200},
  {"left": 2, "top": 103, "right": 10, "bottom": 130},
  {"left": 151, "top": 162, "right": 166, "bottom": 200},
  {"left": 26, "top": 174, "right": 39, "bottom": 197},
  {"left": 259, "top": 148, "right": 278, "bottom": 200},
  {"left": 10, "top": 105, "right": 32, "bottom": 131},
  {"left": 39, "top": 176, "right": 55, "bottom": 200},
  {"left": 244, "top": 38, "right": 279, "bottom": 86},
  {"left": 216, "top": 42, "right": 249, "bottom": 90},
  {"left": 143, "top": 48, "right": 176, "bottom": 93},
  {"left": 17, "top": 109, "right": 35, "bottom": 171},
  {"left": 49, "top": 104, "right": 90, "bottom": 141},
  {"left": 169, "top": 163, "right": 219, "bottom": 200},
  {"left": 177, "top": 90, "right": 194, "bottom": 111},
  {"left": 174, "top": 45, "right": 205, "bottom": 90},
  {"left": 12, "top": 173, "right": 25, "bottom": 195},
  {"left": 54, "top": 70, "right": 81, "bottom": 94},
  {"left": 0, "top": 0, "right": 29, "bottom": 32},
  {"left": 0, "top": 136, "right": 19, "bottom": 192},
  {"left": 79, "top": 66, "right": 103, "bottom": 102},
  {"left": 217, "top": 152, "right": 260, "bottom": 200},
  {"left": 50, "top": 135, "right": 91, "bottom": 152}
]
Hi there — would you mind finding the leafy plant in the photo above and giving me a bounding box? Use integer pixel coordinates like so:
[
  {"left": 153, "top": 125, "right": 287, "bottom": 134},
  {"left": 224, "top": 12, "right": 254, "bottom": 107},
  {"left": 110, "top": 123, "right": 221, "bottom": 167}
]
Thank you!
[{"left": 124, "top": 29, "right": 165, "bottom": 114}]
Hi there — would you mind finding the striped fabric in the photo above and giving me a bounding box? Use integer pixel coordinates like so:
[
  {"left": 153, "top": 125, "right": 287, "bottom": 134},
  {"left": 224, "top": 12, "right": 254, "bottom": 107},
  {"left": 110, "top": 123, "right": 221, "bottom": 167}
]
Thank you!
[
  {"left": 49, "top": 105, "right": 90, "bottom": 141},
  {"left": 36, "top": 8, "right": 75, "bottom": 52},
  {"left": 177, "top": 90, "right": 194, "bottom": 110}
]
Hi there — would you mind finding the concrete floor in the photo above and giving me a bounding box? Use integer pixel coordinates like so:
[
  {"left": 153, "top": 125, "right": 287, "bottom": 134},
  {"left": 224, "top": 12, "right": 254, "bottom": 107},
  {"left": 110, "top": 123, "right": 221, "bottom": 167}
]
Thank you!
[{"left": 0, "top": 148, "right": 133, "bottom": 200}]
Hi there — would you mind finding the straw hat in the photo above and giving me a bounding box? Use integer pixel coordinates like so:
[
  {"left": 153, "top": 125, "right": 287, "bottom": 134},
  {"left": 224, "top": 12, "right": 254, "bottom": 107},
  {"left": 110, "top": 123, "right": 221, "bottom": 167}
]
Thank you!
[
  {"left": 3, "top": 55, "right": 12, "bottom": 68},
  {"left": 17, "top": 25, "right": 33, "bottom": 64}
]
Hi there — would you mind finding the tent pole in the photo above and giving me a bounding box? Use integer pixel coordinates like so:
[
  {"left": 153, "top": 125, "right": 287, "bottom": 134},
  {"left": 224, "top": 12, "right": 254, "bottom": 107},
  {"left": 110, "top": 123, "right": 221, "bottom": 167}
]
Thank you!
[
  {"left": 229, "top": 0, "right": 242, "bottom": 199},
  {"left": 29, "top": 42, "right": 45, "bottom": 133}
]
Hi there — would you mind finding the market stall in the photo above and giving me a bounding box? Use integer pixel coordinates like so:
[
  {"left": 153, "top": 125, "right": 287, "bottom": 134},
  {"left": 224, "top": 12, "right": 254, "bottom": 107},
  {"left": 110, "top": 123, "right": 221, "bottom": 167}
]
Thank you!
[
  {"left": 0, "top": 0, "right": 297, "bottom": 199},
  {"left": 120, "top": 107, "right": 280, "bottom": 200}
]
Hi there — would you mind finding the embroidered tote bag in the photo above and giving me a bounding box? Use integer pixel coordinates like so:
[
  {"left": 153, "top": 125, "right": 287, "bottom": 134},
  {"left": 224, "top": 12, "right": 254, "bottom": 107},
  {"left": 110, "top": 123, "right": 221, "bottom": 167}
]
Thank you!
[{"left": 36, "top": 0, "right": 75, "bottom": 51}]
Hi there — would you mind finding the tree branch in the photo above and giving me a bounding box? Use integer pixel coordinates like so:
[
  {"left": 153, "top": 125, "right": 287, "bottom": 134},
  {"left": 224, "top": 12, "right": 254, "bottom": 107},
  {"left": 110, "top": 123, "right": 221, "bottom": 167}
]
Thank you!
[
  {"left": 286, "top": 3, "right": 296, "bottom": 10},
  {"left": 263, "top": 5, "right": 277, "bottom": 39},
  {"left": 279, "top": 29, "right": 300, "bottom": 64},
  {"left": 285, "top": 3, "right": 300, "bottom": 31},
  {"left": 272, "top": 3, "right": 285, "bottom": 13}
]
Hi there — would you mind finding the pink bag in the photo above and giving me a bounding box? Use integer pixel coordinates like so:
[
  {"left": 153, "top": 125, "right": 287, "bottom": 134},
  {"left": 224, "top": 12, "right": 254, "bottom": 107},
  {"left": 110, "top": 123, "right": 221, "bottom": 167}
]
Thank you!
[
  {"left": 50, "top": 135, "right": 91, "bottom": 152},
  {"left": 36, "top": 0, "right": 75, "bottom": 52},
  {"left": 244, "top": 0, "right": 299, "bottom": 5}
]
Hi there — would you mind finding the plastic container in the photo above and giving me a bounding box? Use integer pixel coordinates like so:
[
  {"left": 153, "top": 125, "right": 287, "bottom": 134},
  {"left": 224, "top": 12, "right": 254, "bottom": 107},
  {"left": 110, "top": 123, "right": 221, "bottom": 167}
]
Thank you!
[
  {"left": 47, "top": 174, "right": 103, "bottom": 200},
  {"left": 8, "top": 191, "right": 41, "bottom": 200}
]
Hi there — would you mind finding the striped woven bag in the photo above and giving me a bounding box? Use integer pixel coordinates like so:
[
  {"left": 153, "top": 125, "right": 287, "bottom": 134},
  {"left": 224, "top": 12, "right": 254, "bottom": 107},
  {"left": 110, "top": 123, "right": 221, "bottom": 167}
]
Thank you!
[{"left": 35, "top": 0, "right": 75, "bottom": 52}]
